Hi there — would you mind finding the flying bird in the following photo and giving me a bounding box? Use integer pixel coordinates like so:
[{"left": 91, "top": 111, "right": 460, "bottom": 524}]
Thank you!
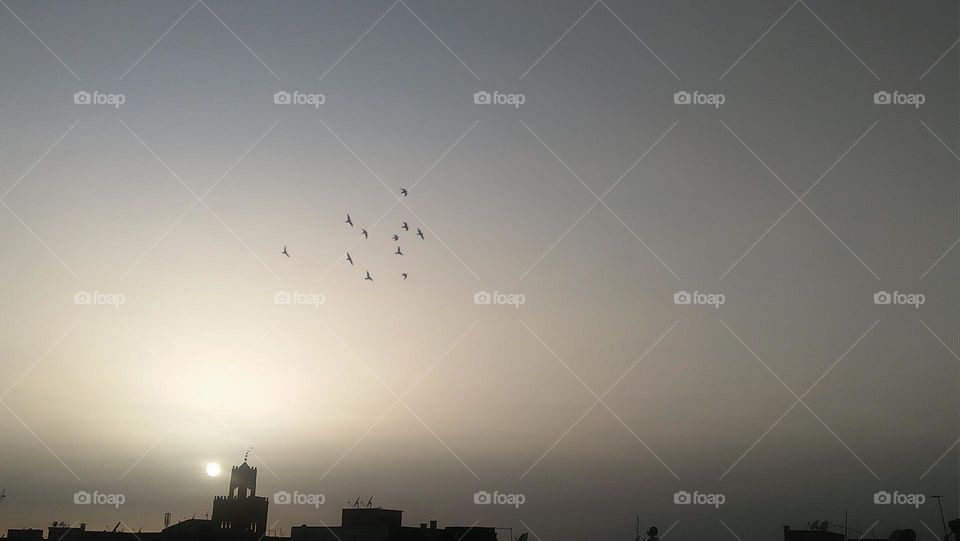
[
  {"left": 281, "top": 246, "right": 290, "bottom": 257},
  {"left": 416, "top": 228, "right": 424, "bottom": 240},
  {"left": 361, "top": 229, "right": 368, "bottom": 239},
  {"left": 364, "top": 271, "right": 373, "bottom": 281},
  {"left": 345, "top": 214, "right": 353, "bottom": 226},
  {"left": 346, "top": 252, "right": 353, "bottom": 265},
  {"left": 401, "top": 273, "right": 408, "bottom": 280},
  {"left": 400, "top": 188, "right": 408, "bottom": 197},
  {"left": 392, "top": 234, "right": 399, "bottom": 241},
  {"left": 395, "top": 246, "right": 403, "bottom": 256},
  {"left": 401, "top": 222, "right": 409, "bottom": 231}
]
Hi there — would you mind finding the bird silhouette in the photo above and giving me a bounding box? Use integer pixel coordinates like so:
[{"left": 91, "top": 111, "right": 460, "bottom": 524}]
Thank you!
[
  {"left": 361, "top": 229, "right": 368, "bottom": 239},
  {"left": 281, "top": 246, "right": 290, "bottom": 257},
  {"left": 401, "top": 222, "right": 409, "bottom": 231},
  {"left": 401, "top": 273, "right": 408, "bottom": 280},
  {"left": 392, "top": 234, "right": 399, "bottom": 241},
  {"left": 400, "top": 188, "right": 408, "bottom": 197},
  {"left": 346, "top": 252, "right": 353, "bottom": 265},
  {"left": 416, "top": 228, "right": 424, "bottom": 240},
  {"left": 345, "top": 214, "right": 353, "bottom": 227},
  {"left": 364, "top": 271, "right": 373, "bottom": 281},
  {"left": 395, "top": 246, "right": 403, "bottom": 256}
]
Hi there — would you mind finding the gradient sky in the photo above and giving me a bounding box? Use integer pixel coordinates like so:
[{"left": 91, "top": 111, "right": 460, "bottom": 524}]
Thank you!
[{"left": 0, "top": 2, "right": 957, "bottom": 541}]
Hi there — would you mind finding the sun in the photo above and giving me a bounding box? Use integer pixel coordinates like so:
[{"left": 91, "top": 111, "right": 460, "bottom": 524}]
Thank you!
[{"left": 206, "top": 462, "right": 222, "bottom": 477}]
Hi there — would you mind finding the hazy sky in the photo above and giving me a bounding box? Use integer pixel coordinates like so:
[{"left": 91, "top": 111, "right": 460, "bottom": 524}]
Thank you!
[{"left": 0, "top": 2, "right": 957, "bottom": 541}]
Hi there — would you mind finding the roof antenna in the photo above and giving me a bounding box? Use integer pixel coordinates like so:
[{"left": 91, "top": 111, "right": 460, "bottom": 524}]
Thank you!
[{"left": 243, "top": 447, "right": 253, "bottom": 463}]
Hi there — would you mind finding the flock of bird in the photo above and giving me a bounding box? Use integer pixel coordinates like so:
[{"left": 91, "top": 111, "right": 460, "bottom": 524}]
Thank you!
[{"left": 281, "top": 187, "right": 425, "bottom": 282}]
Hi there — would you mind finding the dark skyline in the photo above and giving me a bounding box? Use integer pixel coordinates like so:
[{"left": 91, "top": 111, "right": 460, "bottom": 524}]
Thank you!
[{"left": 0, "top": 2, "right": 957, "bottom": 541}]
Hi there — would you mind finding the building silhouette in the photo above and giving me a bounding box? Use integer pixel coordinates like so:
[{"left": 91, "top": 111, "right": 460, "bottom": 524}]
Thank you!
[
  {"left": 211, "top": 462, "right": 268, "bottom": 535},
  {"left": 1, "top": 460, "right": 497, "bottom": 541}
]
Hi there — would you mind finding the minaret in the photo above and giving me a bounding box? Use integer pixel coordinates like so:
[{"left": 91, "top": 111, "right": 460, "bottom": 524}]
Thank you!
[
  {"left": 228, "top": 461, "right": 257, "bottom": 499},
  {"left": 211, "top": 453, "right": 269, "bottom": 536}
]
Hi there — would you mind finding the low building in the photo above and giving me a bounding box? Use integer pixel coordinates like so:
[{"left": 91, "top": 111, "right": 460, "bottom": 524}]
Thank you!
[{"left": 292, "top": 508, "right": 496, "bottom": 541}]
